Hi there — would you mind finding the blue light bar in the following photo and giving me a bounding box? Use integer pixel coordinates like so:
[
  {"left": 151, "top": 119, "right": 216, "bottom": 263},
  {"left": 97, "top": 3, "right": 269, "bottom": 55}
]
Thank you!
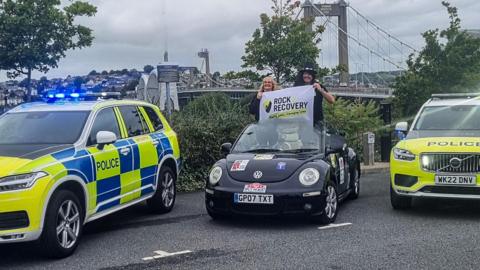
[
  {"left": 55, "top": 93, "right": 65, "bottom": 98},
  {"left": 70, "top": 93, "right": 80, "bottom": 98}
]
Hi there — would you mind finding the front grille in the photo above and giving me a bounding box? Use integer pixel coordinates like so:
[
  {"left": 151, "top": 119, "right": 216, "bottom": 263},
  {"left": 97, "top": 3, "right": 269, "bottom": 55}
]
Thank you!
[
  {"left": 420, "top": 186, "right": 480, "bottom": 195},
  {"left": 0, "top": 211, "right": 29, "bottom": 230},
  {"left": 421, "top": 153, "right": 480, "bottom": 173}
]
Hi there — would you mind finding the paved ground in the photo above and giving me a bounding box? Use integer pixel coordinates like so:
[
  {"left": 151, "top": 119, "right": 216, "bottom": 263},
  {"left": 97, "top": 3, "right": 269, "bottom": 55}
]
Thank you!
[{"left": 2, "top": 172, "right": 480, "bottom": 270}]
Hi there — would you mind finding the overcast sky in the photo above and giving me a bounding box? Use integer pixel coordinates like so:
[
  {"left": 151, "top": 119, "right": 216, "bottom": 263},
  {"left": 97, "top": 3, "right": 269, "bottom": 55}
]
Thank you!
[{"left": 1, "top": 0, "right": 479, "bottom": 81}]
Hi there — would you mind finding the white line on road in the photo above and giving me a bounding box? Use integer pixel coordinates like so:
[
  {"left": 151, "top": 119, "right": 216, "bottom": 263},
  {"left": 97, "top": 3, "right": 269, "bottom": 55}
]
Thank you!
[
  {"left": 318, "top": 223, "right": 352, "bottom": 230},
  {"left": 142, "top": 250, "right": 192, "bottom": 261}
]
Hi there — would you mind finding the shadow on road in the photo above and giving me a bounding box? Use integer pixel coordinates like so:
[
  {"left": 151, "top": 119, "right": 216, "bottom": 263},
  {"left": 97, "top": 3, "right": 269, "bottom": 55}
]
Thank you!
[{"left": 396, "top": 197, "right": 480, "bottom": 220}]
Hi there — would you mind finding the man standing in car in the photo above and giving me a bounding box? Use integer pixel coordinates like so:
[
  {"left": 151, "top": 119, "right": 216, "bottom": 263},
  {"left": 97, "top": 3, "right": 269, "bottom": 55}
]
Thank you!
[{"left": 294, "top": 64, "right": 335, "bottom": 124}]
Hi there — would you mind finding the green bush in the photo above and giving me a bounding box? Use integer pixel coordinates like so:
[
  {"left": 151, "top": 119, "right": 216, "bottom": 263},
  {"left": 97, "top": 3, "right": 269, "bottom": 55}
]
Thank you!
[
  {"left": 324, "top": 98, "right": 383, "bottom": 160},
  {"left": 171, "top": 93, "right": 254, "bottom": 192}
]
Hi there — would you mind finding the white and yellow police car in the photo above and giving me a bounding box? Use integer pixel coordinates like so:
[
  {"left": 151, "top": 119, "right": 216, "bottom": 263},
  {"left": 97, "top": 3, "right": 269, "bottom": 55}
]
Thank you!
[
  {"left": 391, "top": 93, "right": 480, "bottom": 209},
  {"left": 0, "top": 94, "right": 180, "bottom": 258}
]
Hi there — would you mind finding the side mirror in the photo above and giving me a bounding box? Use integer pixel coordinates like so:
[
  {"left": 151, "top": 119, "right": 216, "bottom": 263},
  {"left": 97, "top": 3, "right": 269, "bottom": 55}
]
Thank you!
[
  {"left": 339, "top": 130, "right": 346, "bottom": 137},
  {"left": 395, "top": 122, "right": 408, "bottom": 140},
  {"left": 97, "top": 131, "right": 117, "bottom": 150},
  {"left": 221, "top": 143, "right": 232, "bottom": 156}
]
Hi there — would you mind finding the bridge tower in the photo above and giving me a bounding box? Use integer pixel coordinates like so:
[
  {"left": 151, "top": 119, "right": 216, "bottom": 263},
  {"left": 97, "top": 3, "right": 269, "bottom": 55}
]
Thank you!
[
  {"left": 198, "top": 49, "right": 211, "bottom": 87},
  {"left": 303, "top": 0, "right": 349, "bottom": 85}
]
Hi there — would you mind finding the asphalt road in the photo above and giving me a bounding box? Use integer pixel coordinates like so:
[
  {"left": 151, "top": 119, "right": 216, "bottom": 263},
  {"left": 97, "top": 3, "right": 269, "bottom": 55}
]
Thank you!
[{"left": 2, "top": 171, "right": 480, "bottom": 270}]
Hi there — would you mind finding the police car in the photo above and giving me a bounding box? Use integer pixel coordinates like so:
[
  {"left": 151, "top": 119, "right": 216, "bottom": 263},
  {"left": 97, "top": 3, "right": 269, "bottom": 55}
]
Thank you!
[
  {"left": 0, "top": 94, "right": 180, "bottom": 258},
  {"left": 391, "top": 93, "right": 480, "bottom": 209}
]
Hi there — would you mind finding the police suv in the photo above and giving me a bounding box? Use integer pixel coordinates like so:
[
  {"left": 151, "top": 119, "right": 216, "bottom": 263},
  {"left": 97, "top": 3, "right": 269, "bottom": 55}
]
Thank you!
[
  {"left": 0, "top": 94, "right": 180, "bottom": 258},
  {"left": 391, "top": 93, "right": 480, "bottom": 209}
]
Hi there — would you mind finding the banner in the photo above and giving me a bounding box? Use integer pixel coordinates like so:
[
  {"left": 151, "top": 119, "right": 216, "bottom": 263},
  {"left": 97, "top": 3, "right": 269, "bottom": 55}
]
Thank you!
[{"left": 259, "top": 85, "right": 315, "bottom": 124}]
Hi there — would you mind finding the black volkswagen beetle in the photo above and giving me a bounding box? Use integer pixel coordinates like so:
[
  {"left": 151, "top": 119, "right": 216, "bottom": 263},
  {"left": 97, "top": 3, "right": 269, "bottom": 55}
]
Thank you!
[{"left": 205, "top": 119, "right": 361, "bottom": 224}]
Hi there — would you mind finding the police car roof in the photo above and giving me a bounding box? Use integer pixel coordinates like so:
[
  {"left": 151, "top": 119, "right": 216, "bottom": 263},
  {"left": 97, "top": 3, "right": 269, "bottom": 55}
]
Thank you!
[
  {"left": 8, "top": 100, "right": 153, "bottom": 113},
  {"left": 426, "top": 97, "right": 480, "bottom": 107}
]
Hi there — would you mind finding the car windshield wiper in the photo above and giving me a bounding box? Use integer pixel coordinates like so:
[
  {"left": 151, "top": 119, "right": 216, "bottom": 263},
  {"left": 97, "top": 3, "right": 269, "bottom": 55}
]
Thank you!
[
  {"left": 282, "top": 148, "right": 320, "bottom": 154},
  {"left": 242, "top": 148, "right": 282, "bottom": 153}
]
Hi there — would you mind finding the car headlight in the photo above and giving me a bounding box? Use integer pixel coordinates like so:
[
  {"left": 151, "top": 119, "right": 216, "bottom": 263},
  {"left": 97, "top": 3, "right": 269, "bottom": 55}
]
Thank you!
[
  {"left": 299, "top": 168, "right": 320, "bottom": 186},
  {"left": 0, "top": 172, "right": 48, "bottom": 192},
  {"left": 393, "top": 148, "right": 415, "bottom": 161},
  {"left": 209, "top": 166, "right": 223, "bottom": 186}
]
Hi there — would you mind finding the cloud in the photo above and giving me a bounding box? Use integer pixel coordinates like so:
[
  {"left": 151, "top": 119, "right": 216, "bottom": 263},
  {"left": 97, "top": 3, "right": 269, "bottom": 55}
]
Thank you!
[{"left": 1, "top": 0, "right": 479, "bottom": 81}]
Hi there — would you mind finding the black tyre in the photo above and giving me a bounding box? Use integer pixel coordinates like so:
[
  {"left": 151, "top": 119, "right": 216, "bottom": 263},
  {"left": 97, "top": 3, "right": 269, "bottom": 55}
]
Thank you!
[
  {"left": 147, "top": 166, "right": 176, "bottom": 213},
  {"left": 348, "top": 167, "right": 360, "bottom": 200},
  {"left": 39, "top": 190, "right": 83, "bottom": 259},
  {"left": 390, "top": 184, "right": 412, "bottom": 210},
  {"left": 312, "top": 182, "right": 339, "bottom": 225}
]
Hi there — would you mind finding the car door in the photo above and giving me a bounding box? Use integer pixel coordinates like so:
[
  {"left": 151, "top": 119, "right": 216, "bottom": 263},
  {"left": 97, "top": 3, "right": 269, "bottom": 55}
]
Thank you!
[
  {"left": 85, "top": 107, "right": 132, "bottom": 213},
  {"left": 117, "top": 105, "right": 159, "bottom": 201}
]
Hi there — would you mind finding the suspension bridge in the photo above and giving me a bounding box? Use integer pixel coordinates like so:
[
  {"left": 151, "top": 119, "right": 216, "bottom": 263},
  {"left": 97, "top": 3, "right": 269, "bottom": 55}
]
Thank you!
[{"left": 138, "top": 0, "right": 418, "bottom": 110}]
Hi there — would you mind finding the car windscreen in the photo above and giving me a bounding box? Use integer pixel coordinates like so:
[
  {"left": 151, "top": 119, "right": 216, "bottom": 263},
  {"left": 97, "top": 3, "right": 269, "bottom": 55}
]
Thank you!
[
  {"left": 0, "top": 111, "right": 90, "bottom": 144},
  {"left": 414, "top": 105, "right": 480, "bottom": 131},
  {"left": 231, "top": 119, "right": 323, "bottom": 153}
]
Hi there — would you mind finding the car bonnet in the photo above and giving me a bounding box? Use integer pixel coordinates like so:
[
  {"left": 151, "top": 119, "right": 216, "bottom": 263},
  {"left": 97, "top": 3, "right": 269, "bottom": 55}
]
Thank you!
[{"left": 226, "top": 153, "right": 305, "bottom": 183}]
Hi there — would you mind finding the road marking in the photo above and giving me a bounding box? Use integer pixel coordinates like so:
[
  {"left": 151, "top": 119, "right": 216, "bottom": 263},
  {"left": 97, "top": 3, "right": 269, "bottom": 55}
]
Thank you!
[
  {"left": 318, "top": 223, "right": 352, "bottom": 230},
  {"left": 142, "top": 250, "right": 192, "bottom": 261}
]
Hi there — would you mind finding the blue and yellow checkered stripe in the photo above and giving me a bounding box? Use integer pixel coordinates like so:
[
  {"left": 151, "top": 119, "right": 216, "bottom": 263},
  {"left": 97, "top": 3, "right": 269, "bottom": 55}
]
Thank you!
[{"left": 48, "top": 131, "right": 175, "bottom": 214}]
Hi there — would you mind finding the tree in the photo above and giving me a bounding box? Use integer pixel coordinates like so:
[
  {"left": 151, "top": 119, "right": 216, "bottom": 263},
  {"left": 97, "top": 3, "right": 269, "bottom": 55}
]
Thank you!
[
  {"left": 394, "top": 1, "right": 480, "bottom": 117},
  {"left": 242, "top": 0, "right": 324, "bottom": 82},
  {"left": 0, "top": 0, "right": 97, "bottom": 101},
  {"left": 101, "top": 70, "right": 108, "bottom": 76},
  {"left": 143, "top": 65, "right": 155, "bottom": 74},
  {"left": 88, "top": 70, "right": 98, "bottom": 76},
  {"left": 73, "top": 77, "right": 84, "bottom": 91},
  {"left": 36, "top": 76, "right": 49, "bottom": 94}
]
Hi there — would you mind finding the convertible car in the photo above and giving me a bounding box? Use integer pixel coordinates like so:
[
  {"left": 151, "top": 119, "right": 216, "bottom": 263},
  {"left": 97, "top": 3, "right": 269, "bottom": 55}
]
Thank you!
[{"left": 205, "top": 119, "right": 361, "bottom": 224}]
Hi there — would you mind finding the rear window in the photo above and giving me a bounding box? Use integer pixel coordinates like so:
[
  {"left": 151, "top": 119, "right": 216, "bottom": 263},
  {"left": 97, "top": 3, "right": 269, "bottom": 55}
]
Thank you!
[
  {"left": 118, "top": 106, "right": 149, "bottom": 137},
  {"left": 143, "top": 106, "right": 164, "bottom": 131}
]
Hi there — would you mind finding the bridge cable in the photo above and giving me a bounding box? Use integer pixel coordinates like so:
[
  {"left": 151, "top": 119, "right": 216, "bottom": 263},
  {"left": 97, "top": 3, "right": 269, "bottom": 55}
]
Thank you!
[{"left": 347, "top": 5, "right": 418, "bottom": 53}]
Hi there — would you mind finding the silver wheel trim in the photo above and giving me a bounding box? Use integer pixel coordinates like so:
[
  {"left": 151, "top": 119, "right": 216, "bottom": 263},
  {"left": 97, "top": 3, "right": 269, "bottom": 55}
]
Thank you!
[
  {"left": 56, "top": 200, "right": 81, "bottom": 249},
  {"left": 325, "top": 185, "right": 338, "bottom": 219},
  {"left": 354, "top": 170, "right": 360, "bottom": 194},
  {"left": 161, "top": 172, "right": 175, "bottom": 208}
]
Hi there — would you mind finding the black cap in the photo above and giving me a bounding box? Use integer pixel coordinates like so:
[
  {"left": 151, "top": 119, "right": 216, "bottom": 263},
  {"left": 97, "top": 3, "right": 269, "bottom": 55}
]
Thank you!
[{"left": 299, "top": 63, "right": 317, "bottom": 76}]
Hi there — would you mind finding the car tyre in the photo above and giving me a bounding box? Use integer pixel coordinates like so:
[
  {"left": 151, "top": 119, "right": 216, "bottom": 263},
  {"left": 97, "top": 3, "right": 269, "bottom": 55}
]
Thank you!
[
  {"left": 39, "top": 190, "right": 83, "bottom": 259},
  {"left": 390, "top": 184, "right": 412, "bottom": 210},
  {"left": 348, "top": 167, "right": 360, "bottom": 200},
  {"left": 147, "top": 166, "right": 176, "bottom": 214},
  {"left": 312, "top": 181, "right": 339, "bottom": 225}
]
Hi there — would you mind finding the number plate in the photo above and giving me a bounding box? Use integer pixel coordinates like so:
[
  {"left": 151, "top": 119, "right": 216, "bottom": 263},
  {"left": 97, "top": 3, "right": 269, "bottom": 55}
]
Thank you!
[
  {"left": 234, "top": 193, "right": 274, "bottom": 204},
  {"left": 435, "top": 175, "right": 477, "bottom": 186}
]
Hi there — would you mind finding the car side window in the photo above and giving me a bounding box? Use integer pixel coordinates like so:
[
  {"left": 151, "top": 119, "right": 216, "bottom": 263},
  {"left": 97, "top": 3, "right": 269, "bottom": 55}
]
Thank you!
[
  {"left": 119, "top": 106, "right": 149, "bottom": 137},
  {"left": 88, "top": 108, "right": 121, "bottom": 146},
  {"left": 143, "top": 106, "right": 164, "bottom": 131}
]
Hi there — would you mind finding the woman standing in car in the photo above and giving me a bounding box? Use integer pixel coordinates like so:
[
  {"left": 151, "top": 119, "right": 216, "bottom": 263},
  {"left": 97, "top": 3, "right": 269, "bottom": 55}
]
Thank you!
[{"left": 249, "top": 76, "right": 280, "bottom": 121}]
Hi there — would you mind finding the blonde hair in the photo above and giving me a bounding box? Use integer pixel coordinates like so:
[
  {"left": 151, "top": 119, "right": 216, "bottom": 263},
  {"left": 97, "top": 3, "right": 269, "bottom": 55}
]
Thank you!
[{"left": 260, "top": 76, "right": 280, "bottom": 92}]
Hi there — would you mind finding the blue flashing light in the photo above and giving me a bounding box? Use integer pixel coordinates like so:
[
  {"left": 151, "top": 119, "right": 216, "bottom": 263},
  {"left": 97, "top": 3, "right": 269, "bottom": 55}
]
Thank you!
[
  {"left": 48, "top": 94, "right": 54, "bottom": 99},
  {"left": 55, "top": 93, "right": 65, "bottom": 99},
  {"left": 70, "top": 93, "right": 80, "bottom": 98}
]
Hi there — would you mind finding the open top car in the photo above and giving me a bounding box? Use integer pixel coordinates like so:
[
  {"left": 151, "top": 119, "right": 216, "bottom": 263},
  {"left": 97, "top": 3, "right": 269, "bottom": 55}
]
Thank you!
[
  {"left": 391, "top": 93, "right": 480, "bottom": 209},
  {"left": 205, "top": 119, "right": 360, "bottom": 224}
]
